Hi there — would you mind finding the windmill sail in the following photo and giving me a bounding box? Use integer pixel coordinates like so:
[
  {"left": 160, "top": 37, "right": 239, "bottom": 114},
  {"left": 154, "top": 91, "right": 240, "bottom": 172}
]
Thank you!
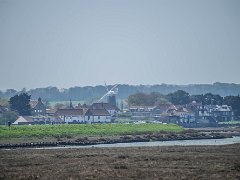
[{"left": 97, "top": 84, "right": 118, "bottom": 106}]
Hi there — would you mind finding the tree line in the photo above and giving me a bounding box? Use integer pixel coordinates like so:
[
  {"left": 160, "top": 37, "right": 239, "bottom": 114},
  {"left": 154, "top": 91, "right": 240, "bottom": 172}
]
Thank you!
[{"left": 1, "top": 82, "right": 240, "bottom": 101}]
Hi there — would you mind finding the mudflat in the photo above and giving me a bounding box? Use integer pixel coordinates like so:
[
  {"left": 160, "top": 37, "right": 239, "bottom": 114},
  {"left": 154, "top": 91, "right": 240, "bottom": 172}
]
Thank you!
[{"left": 1, "top": 144, "right": 240, "bottom": 180}]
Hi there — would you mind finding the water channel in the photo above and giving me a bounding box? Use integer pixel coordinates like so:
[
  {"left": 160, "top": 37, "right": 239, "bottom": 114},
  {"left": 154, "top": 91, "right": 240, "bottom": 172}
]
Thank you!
[{"left": 33, "top": 136, "right": 240, "bottom": 150}]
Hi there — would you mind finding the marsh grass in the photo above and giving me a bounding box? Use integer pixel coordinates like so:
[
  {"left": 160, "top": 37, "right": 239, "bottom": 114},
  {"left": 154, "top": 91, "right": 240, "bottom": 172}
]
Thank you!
[{"left": 0, "top": 123, "right": 183, "bottom": 139}]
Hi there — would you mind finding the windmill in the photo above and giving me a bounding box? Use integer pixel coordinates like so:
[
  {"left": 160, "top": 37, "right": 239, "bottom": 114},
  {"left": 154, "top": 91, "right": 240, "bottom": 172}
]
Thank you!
[{"left": 98, "top": 84, "right": 118, "bottom": 106}]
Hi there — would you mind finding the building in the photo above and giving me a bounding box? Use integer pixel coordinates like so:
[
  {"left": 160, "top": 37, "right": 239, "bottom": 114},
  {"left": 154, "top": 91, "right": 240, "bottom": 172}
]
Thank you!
[
  {"left": 13, "top": 115, "right": 60, "bottom": 125},
  {"left": 182, "top": 103, "right": 234, "bottom": 127},
  {"left": 90, "top": 102, "right": 119, "bottom": 117},
  {"left": 84, "top": 108, "right": 111, "bottom": 123},
  {"left": 212, "top": 105, "right": 234, "bottom": 122},
  {"left": 32, "top": 98, "right": 46, "bottom": 116},
  {"left": 12, "top": 116, "right": 33, "bottom": 125},
  {"left": 55, "top": 109, "right": 85, "bottom": 124},
  {"left": 157, "top": 105, "right": 192, "bottom": 124},
  {"left": 46, "top": 108, "right": 56, "bottom": 116},
  {"left": 129, "top": 104, "right": 177, "bottom": 119},
  {"left": 129, "top": 106, "right": 156, "bottom": 119}
]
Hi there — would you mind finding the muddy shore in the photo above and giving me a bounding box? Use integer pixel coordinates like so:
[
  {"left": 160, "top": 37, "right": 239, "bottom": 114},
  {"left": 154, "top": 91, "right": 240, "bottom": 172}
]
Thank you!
[
  {"left": 1, "top": 128, "right": 238, "bottom": 149},
  {"left": 1, "top": 144, "right": 240, "bottom": 179}
]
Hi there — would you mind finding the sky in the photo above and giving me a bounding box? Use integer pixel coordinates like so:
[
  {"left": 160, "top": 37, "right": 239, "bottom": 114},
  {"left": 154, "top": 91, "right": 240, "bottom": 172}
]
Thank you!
[{"left": 0, "top": 0, "right": 240, "bottom": 90}]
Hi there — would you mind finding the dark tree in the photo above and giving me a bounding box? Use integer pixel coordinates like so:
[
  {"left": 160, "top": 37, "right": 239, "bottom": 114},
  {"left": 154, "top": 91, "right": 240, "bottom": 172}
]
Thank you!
[
  {"left": 190, "top": 94, "right": 204, "bottom": 103},
  {"left": 203, "top": 93, "right": 223, "bottom": 105},
  {"left": 167, "top": 90, "right": 190, "bottom": 105},
  {"left": 9, "top": 93, "right": 31, "bottom": 116},
  {"left": 148, "top": 92, "right": 170, "bottom": 106},
  {"left": 127, "top": 92, "right": 170, "bottom": 106}
]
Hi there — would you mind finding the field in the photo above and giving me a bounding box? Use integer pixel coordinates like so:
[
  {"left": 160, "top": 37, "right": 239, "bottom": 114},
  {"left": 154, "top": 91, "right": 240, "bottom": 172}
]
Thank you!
[
  {"left": 0, "top": 123, "right": 183, "bottom": 139},
  {"left": 0, "top": 144, "right": 240, "bottom": 179}
]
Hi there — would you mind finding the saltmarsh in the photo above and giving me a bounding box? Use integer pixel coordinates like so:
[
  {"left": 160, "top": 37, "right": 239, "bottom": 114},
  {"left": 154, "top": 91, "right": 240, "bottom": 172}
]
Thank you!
[{"left": 0, "top": 123, "right": 183, "bottom": 139}]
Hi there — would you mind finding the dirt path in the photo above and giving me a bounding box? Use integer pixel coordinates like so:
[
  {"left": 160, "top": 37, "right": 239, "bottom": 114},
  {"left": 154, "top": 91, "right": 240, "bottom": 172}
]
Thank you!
[{"left": 1, "top": 144, "right": 240, "bottom": 179}]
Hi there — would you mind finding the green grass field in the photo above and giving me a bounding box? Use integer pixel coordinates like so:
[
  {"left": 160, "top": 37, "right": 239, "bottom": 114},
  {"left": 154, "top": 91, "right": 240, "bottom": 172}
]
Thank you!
[{"left": 0, "top": 123, "right": 183, "bottom": 139}]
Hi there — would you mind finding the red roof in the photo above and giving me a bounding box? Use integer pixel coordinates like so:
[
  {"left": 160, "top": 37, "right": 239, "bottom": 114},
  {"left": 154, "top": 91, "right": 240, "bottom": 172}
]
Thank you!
[
  {"left": 85, "top": 109, "right": 110, "bottom": 116},
  {"left": 91, "top": 103, "right": 119, "bottom": 111},
  {"left": 30, "top": 100, "right": 38, "bottom": 108},
  {"left": 55, "top": 109, "right": 84, "bottom": 116}
]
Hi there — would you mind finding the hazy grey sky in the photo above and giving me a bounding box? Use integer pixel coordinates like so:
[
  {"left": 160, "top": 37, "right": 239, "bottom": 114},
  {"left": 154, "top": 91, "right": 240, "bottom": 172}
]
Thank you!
[{"left": 0, "top": 0, "right": 240, "bottom": 90}]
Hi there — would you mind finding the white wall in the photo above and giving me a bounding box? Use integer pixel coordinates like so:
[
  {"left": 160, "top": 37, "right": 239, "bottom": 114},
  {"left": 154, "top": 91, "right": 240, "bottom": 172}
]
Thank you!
[
  {"left": 59, "top": 115, "right": 111, "bottom": 124},
  {"left": 60, "top": 115, "right": 85, "bottom": 123},
  {"left": 85, "top": 115, "right": 111, "bottom": 123}
]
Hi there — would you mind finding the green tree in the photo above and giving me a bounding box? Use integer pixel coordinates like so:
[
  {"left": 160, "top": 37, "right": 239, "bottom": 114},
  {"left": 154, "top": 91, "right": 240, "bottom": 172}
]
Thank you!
[
  {"left": 0, "top": 111, "right": 18, "bottom": 125},
  {"left": 167, "top": 90, "right": 190, "bottom": 105},
  {"left": 9, "top": 93, "right": 31, "bottom": 116},
  {"left": 148, "top": 92, "right": 170, "bottom": 106},
  {"left": 127, "top": 92, "right": 170, "bottom": 106},
  {"left": 128, "top": 92, "right": 148, "bottom": 106}
]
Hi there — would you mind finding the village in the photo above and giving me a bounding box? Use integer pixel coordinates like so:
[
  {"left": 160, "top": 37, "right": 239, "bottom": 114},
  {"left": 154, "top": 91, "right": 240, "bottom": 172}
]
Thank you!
[
  {"left": 6, "top": 89, "right": 234, "bottom": 128},
  {"left": 0, "top": 84, "right": 238, "bottom": 127}
]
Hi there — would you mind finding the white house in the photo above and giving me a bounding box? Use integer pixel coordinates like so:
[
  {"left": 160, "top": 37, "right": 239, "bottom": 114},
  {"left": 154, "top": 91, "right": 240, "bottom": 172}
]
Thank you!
[
  {"left": 84, "top": 108, "right": 111, "bottom": 123},
  {"left": 212, "top": 105, "right": 234, "bottom": 121},
  {"left": 13, "top": 115, "right": 59, "bottom": 125},
  {"left": 55, "top": 109, "right": 85, "bottom": 124}
]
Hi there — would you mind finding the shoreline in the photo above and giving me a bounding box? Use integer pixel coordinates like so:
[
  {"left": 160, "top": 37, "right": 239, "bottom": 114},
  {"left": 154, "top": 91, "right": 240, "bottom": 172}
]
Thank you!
[{"left": 1, "top": 129, "right": 238, "bottom": 149}]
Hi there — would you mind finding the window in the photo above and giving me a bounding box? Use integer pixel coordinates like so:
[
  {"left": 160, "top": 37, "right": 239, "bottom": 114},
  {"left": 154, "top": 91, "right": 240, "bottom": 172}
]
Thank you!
[{"left": 98, "top": 116, "right": 100, "bottom": 119}]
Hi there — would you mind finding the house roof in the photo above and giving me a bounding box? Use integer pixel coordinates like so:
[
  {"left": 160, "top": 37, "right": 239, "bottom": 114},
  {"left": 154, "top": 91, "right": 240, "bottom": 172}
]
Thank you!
[
  {"left": 91, "top": 103, "right": 119, "bottom": 111},
  {"left": 13, "top": 115, "right": 64, "bottom": 124},
  {"left": 30, "top": 100, "right": 38, "bottom": 108},
  {"left": 55, "top": 108, "right": 84, "bottom": 116},
  {"left": 129, "top": 106, "right": 156, "bottom": 110},
  {"left": 175, "top": 106, "right": 189, "bottom": 113},
  {"left": 154, "top": 104, "right": 175, "bottom": 113},
  {"left": 13, "top": 116, "right": 34, "bottom": 124},
  {"left": 85, "top": 108, "right": 110, "bottom": 116},
  {"left": 214, "top": 105, "right": 232, "bottom": 112},
  {"left": 32, "top": 98, "right": 46, "bottom": 110},
  {"left": 46, "top": 108, "right": 56, "bottom": 114}
]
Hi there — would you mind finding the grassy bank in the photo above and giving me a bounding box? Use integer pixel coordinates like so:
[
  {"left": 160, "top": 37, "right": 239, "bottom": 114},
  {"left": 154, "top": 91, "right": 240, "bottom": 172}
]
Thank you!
[
  {"left": 218, "top": 121, "right": 240, "bottom": 125},
  {"left": 0, "top": 123, "right": 183, "bottom": 139}
]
